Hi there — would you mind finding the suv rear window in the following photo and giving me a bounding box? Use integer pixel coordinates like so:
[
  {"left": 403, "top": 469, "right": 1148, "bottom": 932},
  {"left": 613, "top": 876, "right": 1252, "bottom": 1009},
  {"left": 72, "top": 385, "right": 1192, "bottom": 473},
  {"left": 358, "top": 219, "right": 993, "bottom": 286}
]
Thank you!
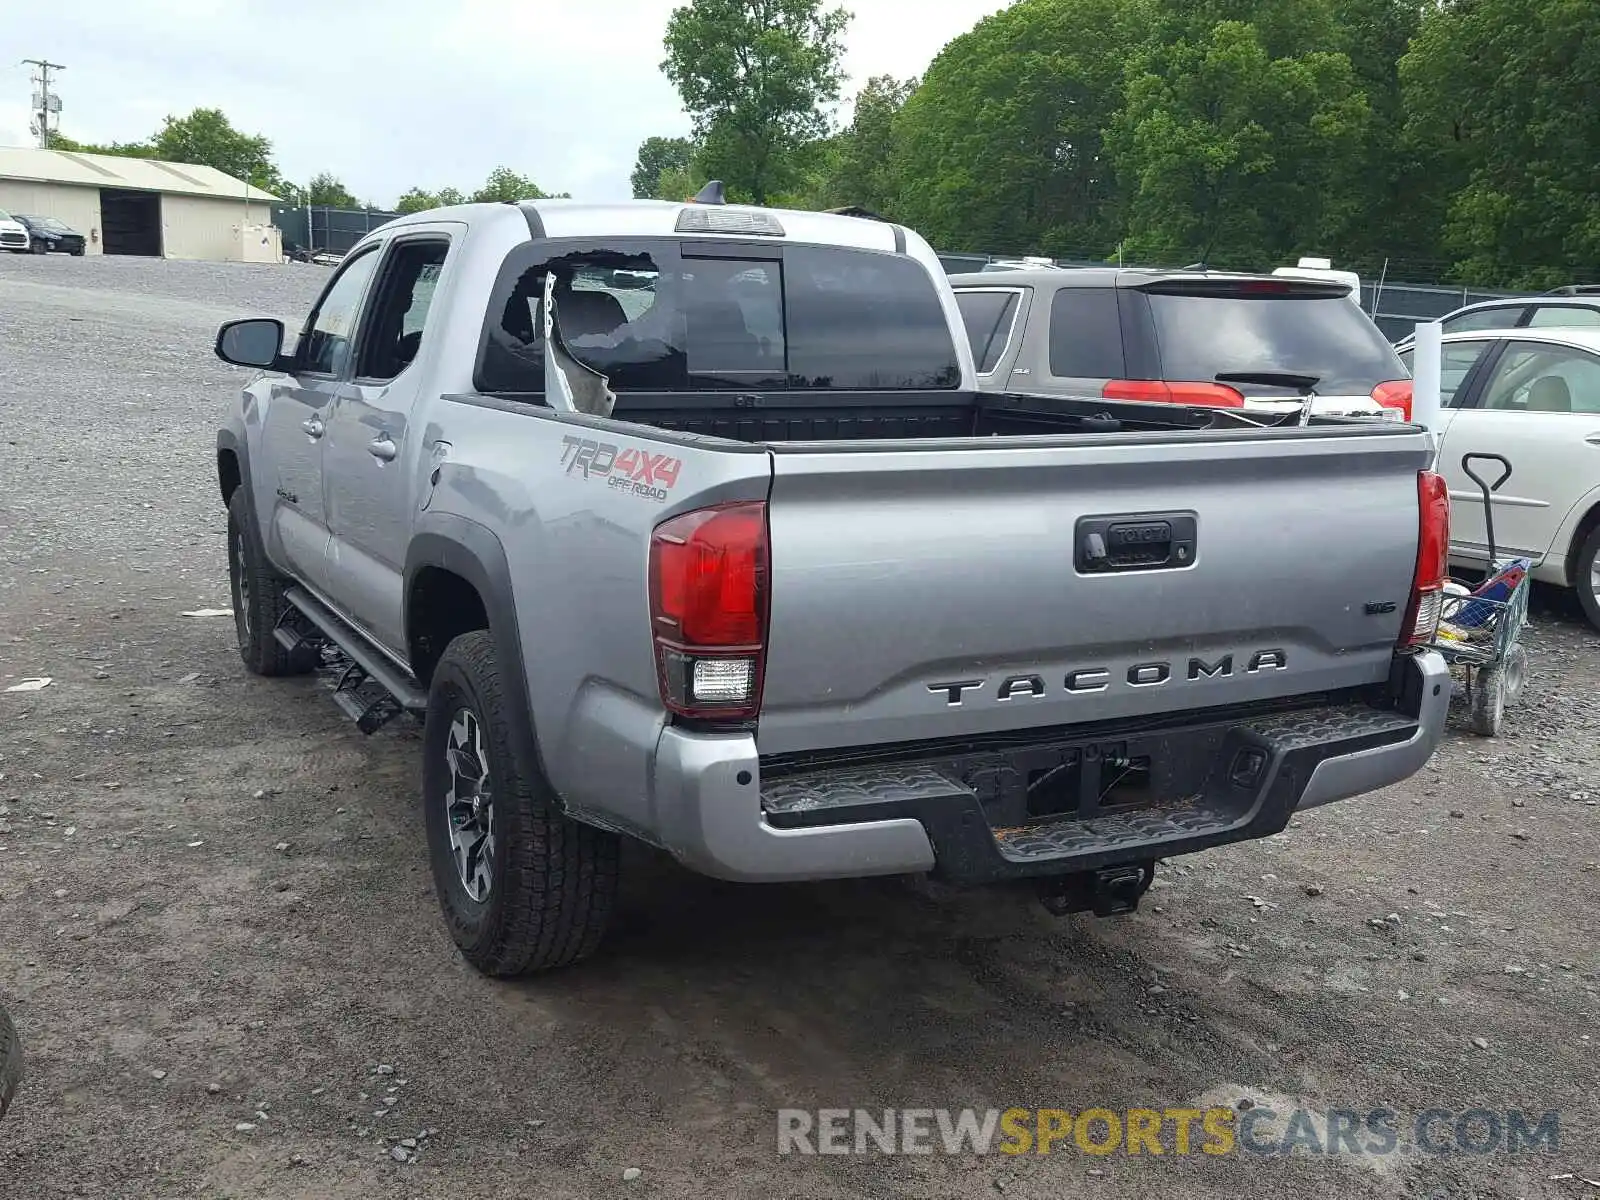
[
  {"left": 478, "top": 239, "right": 960, "bottom": 394},
  {"left": 1143, "top": 283, "right": 1405, "bottom": 395}
]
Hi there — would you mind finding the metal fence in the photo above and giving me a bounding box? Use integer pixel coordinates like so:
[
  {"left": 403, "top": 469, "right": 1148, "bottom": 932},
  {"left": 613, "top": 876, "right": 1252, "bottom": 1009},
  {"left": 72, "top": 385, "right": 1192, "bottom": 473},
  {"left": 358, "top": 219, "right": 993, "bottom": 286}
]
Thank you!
[
  {"left": 271, "top": 205, "right": 402, "bottom": 256},
  {"left": 935, "top": 251, "right": 1531, "bottom": 341}
]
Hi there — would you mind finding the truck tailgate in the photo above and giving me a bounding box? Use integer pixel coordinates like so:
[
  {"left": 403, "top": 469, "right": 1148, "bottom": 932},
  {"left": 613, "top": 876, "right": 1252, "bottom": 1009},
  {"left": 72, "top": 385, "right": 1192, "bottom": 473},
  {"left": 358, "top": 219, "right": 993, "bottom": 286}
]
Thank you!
[{"left": 757, "top": 428, "right": 1430, "bottom": 756}]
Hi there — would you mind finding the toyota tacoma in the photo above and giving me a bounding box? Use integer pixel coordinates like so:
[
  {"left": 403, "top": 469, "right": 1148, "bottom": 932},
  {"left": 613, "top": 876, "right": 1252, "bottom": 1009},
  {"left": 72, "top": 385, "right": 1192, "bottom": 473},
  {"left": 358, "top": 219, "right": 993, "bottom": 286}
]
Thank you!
[{"left": 213, "top": 191, "right": 1452, "bottom": 976}]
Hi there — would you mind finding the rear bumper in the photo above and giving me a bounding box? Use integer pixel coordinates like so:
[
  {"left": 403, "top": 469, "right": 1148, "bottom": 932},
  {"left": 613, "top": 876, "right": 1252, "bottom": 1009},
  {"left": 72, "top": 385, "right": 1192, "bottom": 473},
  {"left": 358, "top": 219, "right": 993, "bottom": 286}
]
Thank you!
[{"left": 651, "top": 652, "right": 1450, "bottom": 884}]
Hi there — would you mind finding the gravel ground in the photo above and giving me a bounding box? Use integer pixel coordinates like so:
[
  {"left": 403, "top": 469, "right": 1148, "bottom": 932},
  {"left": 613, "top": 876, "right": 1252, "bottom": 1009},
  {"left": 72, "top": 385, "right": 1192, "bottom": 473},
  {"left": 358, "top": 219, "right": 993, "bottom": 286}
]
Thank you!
[{"left": 1, "top": 253, "right": 1598, "bottom": 1200}]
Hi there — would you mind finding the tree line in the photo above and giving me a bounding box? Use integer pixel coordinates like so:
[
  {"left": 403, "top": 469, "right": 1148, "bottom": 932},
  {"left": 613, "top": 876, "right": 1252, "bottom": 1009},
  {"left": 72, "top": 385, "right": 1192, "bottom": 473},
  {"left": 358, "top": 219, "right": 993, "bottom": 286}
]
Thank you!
[
  {"left": 637, "top": 0, "right": 1600, "bottom": 289},
  {"left": 48, "top": 109, "right": 561, "bottom": 213}
]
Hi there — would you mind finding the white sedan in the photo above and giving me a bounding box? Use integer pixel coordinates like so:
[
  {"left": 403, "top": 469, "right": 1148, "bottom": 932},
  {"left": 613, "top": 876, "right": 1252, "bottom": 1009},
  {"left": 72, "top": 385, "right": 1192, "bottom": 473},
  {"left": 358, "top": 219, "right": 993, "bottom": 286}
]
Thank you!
[{"left": 1398, "top": 327, "right": 1600, "bottom": 629}]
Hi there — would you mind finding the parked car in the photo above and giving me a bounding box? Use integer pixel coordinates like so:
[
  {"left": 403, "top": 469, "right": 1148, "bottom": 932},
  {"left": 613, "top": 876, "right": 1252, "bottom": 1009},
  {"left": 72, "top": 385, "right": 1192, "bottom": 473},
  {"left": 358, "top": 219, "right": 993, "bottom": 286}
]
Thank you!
[
  {"left": 0, "top": 208, "right": 30, "bottom": 253},
  {"left": 1397, "top": 328, "right": 1600, "bottom": 629},
  {"left": 951, "top": 267, "right": 1415, "bottom": 421},
  {"left": 1393, "top": 295, "right": 1600, "bottom": 351},
  {"left": 212, "top": 195, "right": 1449, "bottom": 976},
  {"left": 12, "top": 214, "right": 86, "bottom": 256}
]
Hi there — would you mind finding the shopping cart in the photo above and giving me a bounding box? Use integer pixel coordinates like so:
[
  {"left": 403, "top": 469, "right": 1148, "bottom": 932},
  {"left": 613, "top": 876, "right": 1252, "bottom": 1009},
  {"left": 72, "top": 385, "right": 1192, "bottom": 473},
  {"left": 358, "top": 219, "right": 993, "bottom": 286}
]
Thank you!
[{"left": 1423, "top": 452, "right": 1532, "bottom": 736}]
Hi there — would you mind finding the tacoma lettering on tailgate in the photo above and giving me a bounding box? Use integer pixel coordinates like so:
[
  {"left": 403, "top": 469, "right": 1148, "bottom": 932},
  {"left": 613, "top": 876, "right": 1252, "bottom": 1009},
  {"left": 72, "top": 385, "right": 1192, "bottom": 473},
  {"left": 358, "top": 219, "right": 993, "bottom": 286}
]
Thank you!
[
  {"left": 560, "top": 436, "right": 682, "bottom": 501},
  {"left": 928, "top": 650, "right": 1289, "bottom": 706}
]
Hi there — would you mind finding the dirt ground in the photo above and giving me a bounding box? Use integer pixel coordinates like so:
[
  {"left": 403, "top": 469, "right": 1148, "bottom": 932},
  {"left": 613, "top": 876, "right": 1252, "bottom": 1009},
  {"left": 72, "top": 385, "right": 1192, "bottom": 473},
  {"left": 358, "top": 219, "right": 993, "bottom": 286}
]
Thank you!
[{"left": 1, "top": 254, "right": 1597, "bottom": 1200}]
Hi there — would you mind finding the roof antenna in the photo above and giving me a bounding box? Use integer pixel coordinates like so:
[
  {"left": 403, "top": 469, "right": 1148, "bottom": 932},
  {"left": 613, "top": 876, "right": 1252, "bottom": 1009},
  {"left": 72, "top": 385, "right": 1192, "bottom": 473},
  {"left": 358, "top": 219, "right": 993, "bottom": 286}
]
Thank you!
[{"left": 692, "top": 180, "right": 726, "bottom": 206}]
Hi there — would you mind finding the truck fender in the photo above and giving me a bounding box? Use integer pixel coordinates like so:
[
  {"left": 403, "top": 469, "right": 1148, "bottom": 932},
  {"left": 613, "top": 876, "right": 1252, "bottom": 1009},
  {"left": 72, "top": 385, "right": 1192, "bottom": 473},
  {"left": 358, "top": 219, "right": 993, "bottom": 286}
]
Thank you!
[
  {"left": 215, "top": 427, "right": 251, "bottom": 509},
  {"left": 403, "top": 517, "right": 554, "bottom": 808}
]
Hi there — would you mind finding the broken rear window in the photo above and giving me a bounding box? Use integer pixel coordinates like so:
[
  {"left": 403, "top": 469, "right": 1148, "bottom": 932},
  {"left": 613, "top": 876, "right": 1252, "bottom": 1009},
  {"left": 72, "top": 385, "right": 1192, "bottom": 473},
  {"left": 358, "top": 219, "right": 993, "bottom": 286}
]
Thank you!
[{"left": 477, "top": 239, "right": 960, "bottom": 394}]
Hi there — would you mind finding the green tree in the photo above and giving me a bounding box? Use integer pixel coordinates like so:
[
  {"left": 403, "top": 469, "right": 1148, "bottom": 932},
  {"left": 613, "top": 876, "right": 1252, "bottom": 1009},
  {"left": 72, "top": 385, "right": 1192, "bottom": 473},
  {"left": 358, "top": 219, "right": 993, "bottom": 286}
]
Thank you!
[
  {"left": 46, "top": 131, "right": 155, "bottom": 158},
  {"left": 1326, "top": 0, "right": 1430, "bottom": 270},
  {"left": 630, "top": 136, "right": 696, "bottom": 198},
  {"left": 893, "top": 0, "right": 1150, "bottom": 257},
  {"left": 662, "top": 0, "right": 850, "bottom": 204},
  {"left": 1112, "top": 16, "right": 1370, "bottom": 267},
  {"left": 820, "top": 75, "right": 915, "bottom": 214},
  {"left": 469, "top": 166, "right": 550, "bottom": 203},
  {"left": 1400, "top": 0, "right": 1600, "bottom": 286},
  {"left": 151, "top": 107, "right": 286, "bottom": 193},
  {"left": 303, "top": 171, "right": 359, "bottom": 208}
]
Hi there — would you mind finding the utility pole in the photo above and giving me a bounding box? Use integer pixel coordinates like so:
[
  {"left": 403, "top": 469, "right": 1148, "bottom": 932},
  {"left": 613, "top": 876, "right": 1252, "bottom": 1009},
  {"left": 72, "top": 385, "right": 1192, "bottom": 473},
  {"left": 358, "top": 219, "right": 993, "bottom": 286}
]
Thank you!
[{"left": 22, "top": 59, "right": 65, "bottom": 149}]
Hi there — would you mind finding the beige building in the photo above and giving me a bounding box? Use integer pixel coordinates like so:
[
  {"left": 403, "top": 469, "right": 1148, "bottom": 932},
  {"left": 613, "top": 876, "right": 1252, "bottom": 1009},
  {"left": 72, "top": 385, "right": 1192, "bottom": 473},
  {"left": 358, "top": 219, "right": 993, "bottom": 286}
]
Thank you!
[{"left": 0, "top": 146, "right": 281, "bottom": 261}]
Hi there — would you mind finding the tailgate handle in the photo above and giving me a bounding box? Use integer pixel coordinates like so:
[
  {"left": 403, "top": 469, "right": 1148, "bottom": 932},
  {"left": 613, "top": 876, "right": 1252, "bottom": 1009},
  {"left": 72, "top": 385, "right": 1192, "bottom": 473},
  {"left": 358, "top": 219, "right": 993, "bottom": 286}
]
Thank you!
[{"left": 1076, "top": 513, "right": 1198, "bottom": 574}]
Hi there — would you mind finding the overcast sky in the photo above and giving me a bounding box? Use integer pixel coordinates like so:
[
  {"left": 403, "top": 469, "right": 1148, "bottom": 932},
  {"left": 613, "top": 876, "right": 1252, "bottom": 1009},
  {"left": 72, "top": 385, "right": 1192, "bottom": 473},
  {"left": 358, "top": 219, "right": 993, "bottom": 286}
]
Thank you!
[{"left": 1, "top": 0, "right": 1007, "bottom": 206}]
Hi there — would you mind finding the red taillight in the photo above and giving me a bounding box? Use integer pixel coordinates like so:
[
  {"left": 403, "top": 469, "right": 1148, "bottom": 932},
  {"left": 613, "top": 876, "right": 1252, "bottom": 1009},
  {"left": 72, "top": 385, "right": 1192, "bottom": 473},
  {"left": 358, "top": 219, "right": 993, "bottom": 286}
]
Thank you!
[
  {"left": 1402, "top": 470, "right": 1450, "bottom": 647},
  {"left": 649, "top": 501, "right": 768, "bottom": 719},
  {"left": 1372, "top": 379, "right": 1414, "bottom": 422},
  {"left": 1102, "top": 380, "right": 1247, "bottom": 408}
]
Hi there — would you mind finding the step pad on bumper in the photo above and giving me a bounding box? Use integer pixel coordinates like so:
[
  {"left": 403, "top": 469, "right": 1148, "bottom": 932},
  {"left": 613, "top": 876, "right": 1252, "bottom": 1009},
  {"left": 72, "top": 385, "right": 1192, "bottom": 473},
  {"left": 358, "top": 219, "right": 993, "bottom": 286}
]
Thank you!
[
  {"left": 762, "top": 764, "right": 975, "bottom": 816},
  {"left": 992, "top": 796, "right": 1221, "bottom": 863},
  {"left": 757, "top": 698, "right": 1423, "bottom": 882}
]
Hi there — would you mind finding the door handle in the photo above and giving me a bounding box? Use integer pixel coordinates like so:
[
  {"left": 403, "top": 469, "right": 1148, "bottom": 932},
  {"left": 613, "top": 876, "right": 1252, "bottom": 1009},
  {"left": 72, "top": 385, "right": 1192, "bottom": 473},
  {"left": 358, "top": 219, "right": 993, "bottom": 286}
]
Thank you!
[
  {"left": 301, "top": 416, "right": 324, "bottom": 438},
  {"left": 368, "top": 434, "right": 398, "bottom": 462}
]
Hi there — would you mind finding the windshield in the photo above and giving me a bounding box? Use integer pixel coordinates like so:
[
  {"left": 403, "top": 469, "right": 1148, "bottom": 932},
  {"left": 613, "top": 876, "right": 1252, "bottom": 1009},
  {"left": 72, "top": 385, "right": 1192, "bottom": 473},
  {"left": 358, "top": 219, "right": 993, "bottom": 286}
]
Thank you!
[
  {"left": 0, "top": 209, "right": 12, "bottom": 221},
  {"left": 1147, "top": 289, "right": 1406, "bottom": 395},
  {"left": 480, "top": 239, "right": 961, "bottom": 393},
  {"left": 27, "top": 216, "right": 69, "bottom": 232}
]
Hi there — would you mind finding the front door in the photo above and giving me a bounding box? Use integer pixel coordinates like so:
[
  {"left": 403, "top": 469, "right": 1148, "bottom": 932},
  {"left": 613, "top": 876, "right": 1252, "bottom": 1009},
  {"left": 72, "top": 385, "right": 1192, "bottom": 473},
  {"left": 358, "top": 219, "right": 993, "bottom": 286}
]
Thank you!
[
  {"left": 320, "top": 231, "right": 457, "bottom": 653},
  {"left": 1435, "top": 338, "right": 1600, "bottom": 565},
  {"left": 258, "top": 244, "right": 384, "bottom": 594}
]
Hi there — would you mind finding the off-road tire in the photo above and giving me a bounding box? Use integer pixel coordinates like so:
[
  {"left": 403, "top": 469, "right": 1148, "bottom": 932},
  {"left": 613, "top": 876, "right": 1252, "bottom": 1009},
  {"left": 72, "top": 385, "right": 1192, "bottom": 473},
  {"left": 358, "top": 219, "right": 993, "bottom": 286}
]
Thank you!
[
  {"left": 0, "top": 1005, "right": 22, "bottom": 1122},
  {"left": 1469, "top": 663, "right": 1506, "bottom": 737},
  {"left": 226, "top": 488, "right": 315, "bottom": 677},
  {"left": 423, "top": 630, "right": 619, "bottom": 976},
  {"left": 1575, "top": 524, "right": 1600, "bottom": 633}
]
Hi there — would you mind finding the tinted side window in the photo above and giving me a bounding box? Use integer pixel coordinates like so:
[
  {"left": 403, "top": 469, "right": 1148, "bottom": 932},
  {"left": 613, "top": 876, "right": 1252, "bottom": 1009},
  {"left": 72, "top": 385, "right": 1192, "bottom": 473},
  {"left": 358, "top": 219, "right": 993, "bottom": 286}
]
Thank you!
[
  {"left": 784, "top": 246, "right": 960, "bottom": 389},
  {"left": 356, "top": 239, "right": 449, "bottom": 382},
  {"left": 955, "top": 290, "right": 1021, "bottom": 374},
  {"left": 1443, "top": 306, "right": 1526, "bottom": 333},
  {"left": 300, "top": 248, "right": 381, "bottom": 376},
  {"left": 1527, "top": 305, "right": 1600, "bottom": 329},
  {"left": 1399, "top": 340, "right": 1490, "bottom": 408},
  {"left": 1048, "top": 287, "right": 1124, "bottom": 378}
]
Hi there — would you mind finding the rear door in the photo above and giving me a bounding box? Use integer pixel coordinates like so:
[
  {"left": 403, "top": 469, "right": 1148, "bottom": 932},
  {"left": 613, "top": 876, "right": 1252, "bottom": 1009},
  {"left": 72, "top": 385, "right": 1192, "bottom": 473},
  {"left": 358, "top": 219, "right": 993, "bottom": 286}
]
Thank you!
[
  {"left": 321, "top": 228, "right": 458, "bottom": 651},
  {"left": 257, "top": 244, "right": 383, "bottom": 589},
  {"left": 954, "top": 286, "right": 1031, "bottom": 389},
  {"left": 1432, "top": 337, "right": 1600, "bottom": 565},
  {"left": 759, "top": 428, "right": 1431, "bottom": 756}
]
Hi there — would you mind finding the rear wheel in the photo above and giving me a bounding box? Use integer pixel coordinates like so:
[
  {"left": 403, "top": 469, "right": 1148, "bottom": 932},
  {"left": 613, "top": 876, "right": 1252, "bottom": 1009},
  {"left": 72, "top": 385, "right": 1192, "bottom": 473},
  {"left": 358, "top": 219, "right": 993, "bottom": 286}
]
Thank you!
[
  {"left": 226, "top": 489, "right": 315, "bottom": 676},
  {"left": 1575, "top": 525, "right": 1600, "bottom": 633},
  {"left": 70, "top": 246, "right": 84, "bottom": 257},
  {"left": 0, "top": 1005, "right": 22, "bottom": 1122},
  {"left": 423, "top": 630, "right": 619, "bottom": 976}
]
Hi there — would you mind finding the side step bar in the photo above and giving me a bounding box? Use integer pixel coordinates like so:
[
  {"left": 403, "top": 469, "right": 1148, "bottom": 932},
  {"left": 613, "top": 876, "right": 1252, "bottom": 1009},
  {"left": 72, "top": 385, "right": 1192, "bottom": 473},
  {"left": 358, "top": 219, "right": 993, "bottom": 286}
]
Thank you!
[{"left": 283, "top": 587, "right": 428, "bottom": 714}]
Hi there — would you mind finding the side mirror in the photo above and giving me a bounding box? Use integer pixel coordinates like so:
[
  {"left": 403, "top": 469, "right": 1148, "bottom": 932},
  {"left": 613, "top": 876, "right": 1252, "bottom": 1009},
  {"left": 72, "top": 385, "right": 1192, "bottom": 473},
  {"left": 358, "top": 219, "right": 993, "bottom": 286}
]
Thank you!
[{"left": 215, "top": 317, "right": 289, "bottom": 370}]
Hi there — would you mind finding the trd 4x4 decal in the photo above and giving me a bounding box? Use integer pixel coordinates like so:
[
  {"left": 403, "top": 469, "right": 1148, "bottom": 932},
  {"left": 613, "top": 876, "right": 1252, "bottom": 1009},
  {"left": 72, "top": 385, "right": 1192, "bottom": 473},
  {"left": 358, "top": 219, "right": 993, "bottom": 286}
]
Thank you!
[{"left": 560, "top": 435, "right": 683, "bottom": 501}]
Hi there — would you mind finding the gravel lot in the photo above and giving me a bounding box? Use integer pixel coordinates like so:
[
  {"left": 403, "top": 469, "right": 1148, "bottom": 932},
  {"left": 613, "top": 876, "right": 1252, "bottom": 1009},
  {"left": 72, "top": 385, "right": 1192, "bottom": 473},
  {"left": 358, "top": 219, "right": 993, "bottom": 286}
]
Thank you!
[{"left": 1, "top": 253, "right": 1598, "bottom": 1200}]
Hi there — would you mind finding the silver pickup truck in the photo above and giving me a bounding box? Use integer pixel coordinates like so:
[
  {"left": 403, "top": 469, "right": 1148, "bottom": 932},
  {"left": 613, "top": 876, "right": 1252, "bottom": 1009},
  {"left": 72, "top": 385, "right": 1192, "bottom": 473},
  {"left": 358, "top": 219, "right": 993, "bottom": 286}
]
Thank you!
[{"left": 214, "top": 195, "right": 1452, "bottom": 977}]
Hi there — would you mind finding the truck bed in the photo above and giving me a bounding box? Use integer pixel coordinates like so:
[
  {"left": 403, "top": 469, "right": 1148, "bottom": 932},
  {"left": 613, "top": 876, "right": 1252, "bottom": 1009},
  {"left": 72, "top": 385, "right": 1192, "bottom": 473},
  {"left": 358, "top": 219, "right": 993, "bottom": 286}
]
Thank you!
[{"left": 533, "top": 387, "right": 1397, "bottom": 446}]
